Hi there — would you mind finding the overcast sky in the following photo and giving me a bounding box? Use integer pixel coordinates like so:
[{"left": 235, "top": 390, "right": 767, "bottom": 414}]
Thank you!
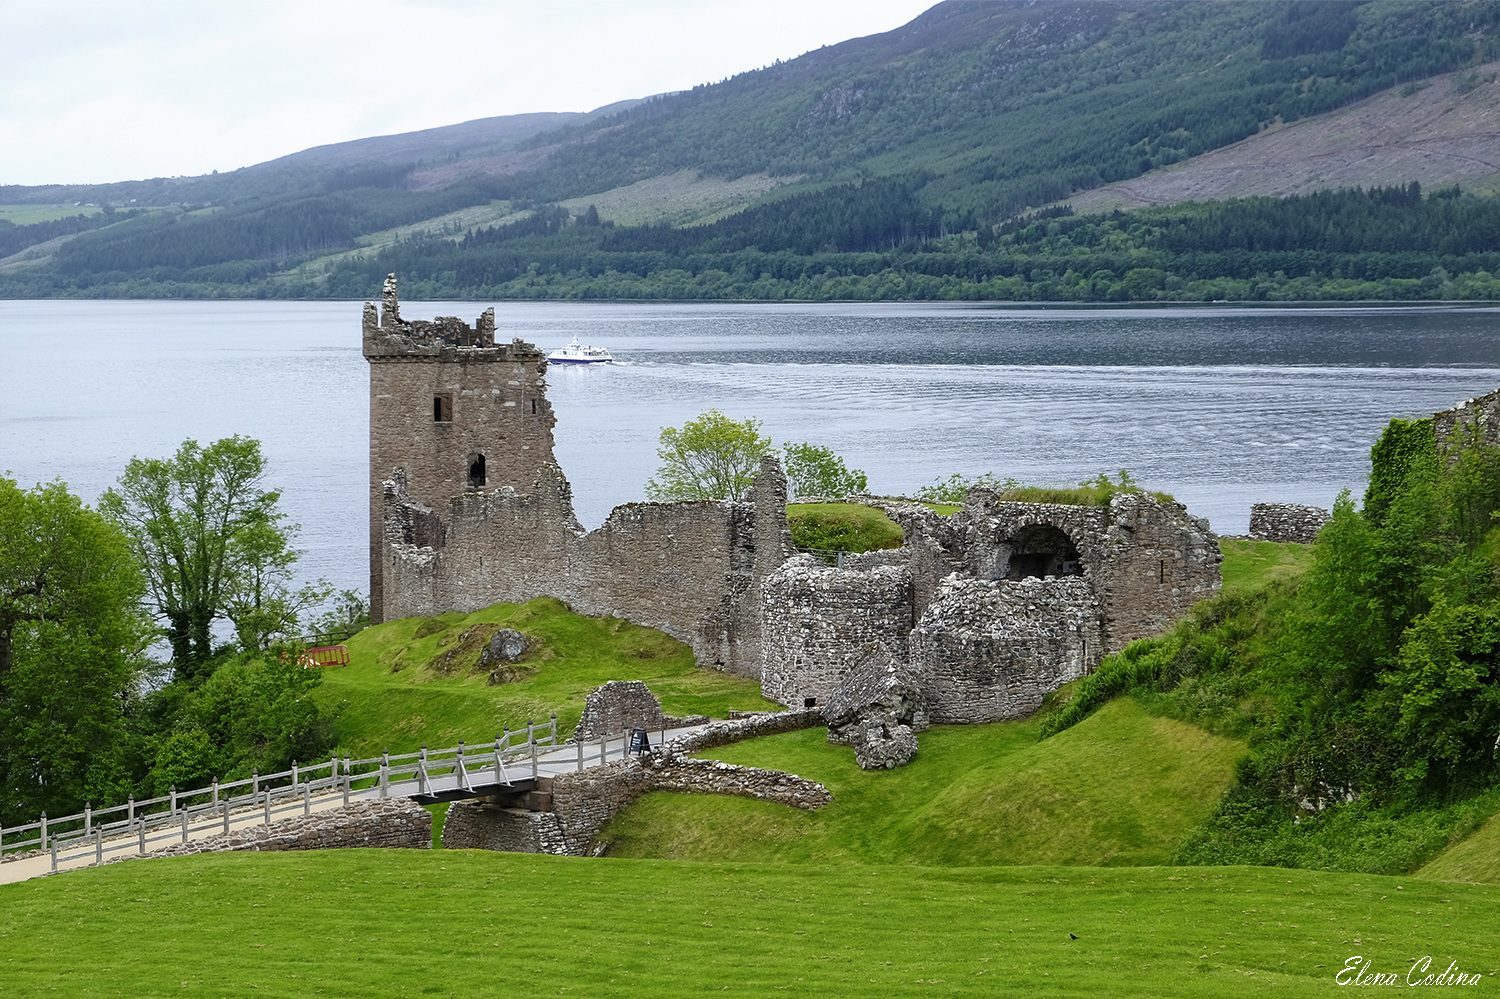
[{"left": 2, "top": 0, "right": 937, "bottom": 187}]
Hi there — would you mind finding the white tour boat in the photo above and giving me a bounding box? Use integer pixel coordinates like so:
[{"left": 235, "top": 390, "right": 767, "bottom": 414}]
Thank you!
[{"left": 548, "top": 336, "right": 614, "bottom": 364}]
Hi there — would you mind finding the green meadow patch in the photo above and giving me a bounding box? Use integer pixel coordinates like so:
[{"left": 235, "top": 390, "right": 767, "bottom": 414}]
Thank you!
[
  {"left": 599, "top": 697, "right": 1244, "bottom": 866},
  {"left": 1218, "top": 539, "right": 1315, "bottom": 596},
  {"left": 1, "top": 850, "right": 1494, "bottom": 997},
  {"left": 786, "top": 502, "right": 904, "bottom": 554},
  {"left": 316, "top": 597, "right": 777, "bottom": 759}
]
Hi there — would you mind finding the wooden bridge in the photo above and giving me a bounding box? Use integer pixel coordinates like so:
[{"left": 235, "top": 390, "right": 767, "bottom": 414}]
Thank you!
[{"left": 0, "top": 717, "right": 705, "bottom": 882}]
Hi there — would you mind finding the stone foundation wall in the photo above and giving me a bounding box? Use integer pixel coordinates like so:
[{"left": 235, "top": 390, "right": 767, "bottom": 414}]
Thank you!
[
  {"left": 760, "top": 557, "right": 914, "bottom": 706},
  {"left": 1248, "top": 502, "right": 1330, "bottom": 544},
  {"left": 443, "top": 743, "right": 829, "bottom": 857},
  {"left": 911, "top": 576, "right": 1101, "bottom": 724},
  {"left": 382, "top": 458, "right": 789, "bottom": 677},
  {"left": 1434, "top": 386, "right": 1500, "bottom": 452},
  {"left": 120, "top": 798, "right": 431, "bottom": 862}
]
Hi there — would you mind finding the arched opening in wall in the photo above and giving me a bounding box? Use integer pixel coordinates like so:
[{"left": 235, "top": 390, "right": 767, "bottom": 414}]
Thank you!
[
  {"left": 468, "top": 455, "right": 486, "bottom": 490},
  {"left": 1003, "top": 524, "right": 1082, "bottom": 580}
]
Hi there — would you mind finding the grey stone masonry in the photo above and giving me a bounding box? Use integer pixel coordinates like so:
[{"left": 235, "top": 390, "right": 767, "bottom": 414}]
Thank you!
[
  {"left": 1434, "top": 386, "right": 1500, "bottom": 453},
  {"left": 442, "top": 743, "right": 829, "bottom": 856},
  {"left": 573, "top": 680, "right": 707, "bottom": 741},
  {"left": 760, "top": 556, "right": 914, "bottom": 706},
  {"left": 1248, "top": 502, "right": 1330, "bottom": 544},
  {"left": 115, "top": 798, "right": 430, "bottom": 862},
  {"left": 911, "top": 575, "right": 1101, "bottom": 724},
  {"left": 824, "top": 646, "right": 928, "bottom": 769}
]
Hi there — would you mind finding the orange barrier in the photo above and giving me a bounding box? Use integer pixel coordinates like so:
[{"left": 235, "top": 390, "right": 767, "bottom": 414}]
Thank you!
[{"left": 300, "top": 645, "right": 349, "bottom": 668}]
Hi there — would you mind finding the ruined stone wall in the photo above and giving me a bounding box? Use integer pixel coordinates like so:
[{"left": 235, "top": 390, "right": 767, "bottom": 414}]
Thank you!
[
  {"left": 1434, "top": 386, "right": 1500, "bottom": 452},
  {"left": 381, "top": 458, "right": 788, "bottom": 677},
  {"left": 1090, "top": 493, "right": 1220, "bottom": 652},
  {"left": 760, "top": 556, "right": 915, "bottom": 706},
  {"left": 442, "top": 749, "right": 829, "bottom": 856},
  {"left": 1248, "top": 502, "right": 1330, "bottom": 544},
  {"left": 911, "top": 576, "right": 1101, "bottom": 724},
  {"left": 365, "top": 276, "right": 557, "bottom": 623},
  {"left": 120, "top": 798, "right": 430, "bottom": 861}
]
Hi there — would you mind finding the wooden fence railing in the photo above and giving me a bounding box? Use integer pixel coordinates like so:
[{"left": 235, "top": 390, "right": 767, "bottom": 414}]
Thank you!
[{"left": 0, "top": 713, "right": 661, "bottom": 873}]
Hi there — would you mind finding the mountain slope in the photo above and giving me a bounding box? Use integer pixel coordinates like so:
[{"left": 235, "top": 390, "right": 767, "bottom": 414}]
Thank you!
[
  {"left": 7, "top": 0, "right": 1500, "bottom": 299},
  {"left": 1070, "top": 59, "right": 1500, "bottom": 212}
]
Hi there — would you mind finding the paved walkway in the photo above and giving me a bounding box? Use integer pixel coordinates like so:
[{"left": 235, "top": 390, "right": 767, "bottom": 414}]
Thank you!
[{"left": 0, "top": 722, "right": 711, "bottom": 886}]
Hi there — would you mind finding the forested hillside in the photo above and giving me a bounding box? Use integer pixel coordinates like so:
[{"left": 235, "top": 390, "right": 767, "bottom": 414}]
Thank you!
[{"left": 6, "top": 0, "right": 1500, "bottom": 300}]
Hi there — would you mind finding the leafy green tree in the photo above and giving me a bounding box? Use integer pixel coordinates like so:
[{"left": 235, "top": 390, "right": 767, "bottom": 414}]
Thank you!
[
  {"left": 782, "top": 443, "right": 867, "bottom": 498},
  {"left": 645, "top": 410, "right": 774, "bottom": 501},
  {"left": 100, "top": 436, "right": 301, "bottom": 680},
  {"left": 0, "top": 478, "right": 149, "bottom": 824}
]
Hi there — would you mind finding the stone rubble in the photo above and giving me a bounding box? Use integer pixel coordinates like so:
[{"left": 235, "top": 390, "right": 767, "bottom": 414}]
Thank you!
[{"left": 822, "top": 645, "right": 928, "bottom": 770}]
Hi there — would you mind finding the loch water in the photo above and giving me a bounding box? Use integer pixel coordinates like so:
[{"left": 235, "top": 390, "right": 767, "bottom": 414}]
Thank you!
[{"left": 2, "top": 299, "right": 1497, "bottom": 597}]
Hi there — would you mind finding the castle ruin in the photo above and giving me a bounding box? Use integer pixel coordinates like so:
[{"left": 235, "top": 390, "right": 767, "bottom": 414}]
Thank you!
[{"left": 365, "top": 278, "right": 1222, "bottom": 722}]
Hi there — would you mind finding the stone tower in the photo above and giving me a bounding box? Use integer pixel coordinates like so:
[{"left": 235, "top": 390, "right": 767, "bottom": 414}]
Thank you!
[{"left": 363, "top": 274, "right": 556, "bottom": 623}]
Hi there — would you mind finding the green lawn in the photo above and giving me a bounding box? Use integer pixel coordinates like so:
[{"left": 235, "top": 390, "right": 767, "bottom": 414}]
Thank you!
[
  {"left": 1218, "top": 539, "right": 1314, "bottom": 596},
  {"left": 1418, "top": 806, "right": 1500, "bottom": 885},
  {"left": 1, "top": 849, "right": 1494, "bottom": 997},
  {"left": 599, "top": 697, "right": 1244, "bottom": 866},
  {"left": 316, "top": 597, "right": 778, "bottom": 759}
]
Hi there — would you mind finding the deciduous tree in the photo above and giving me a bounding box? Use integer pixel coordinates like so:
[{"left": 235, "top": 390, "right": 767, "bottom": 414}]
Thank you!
[
  {"left": 645, "top": 410, "right": 774, "bottom": 501},
  {"left": 0, "top": 478, "right": 148, "bottom": 824}
]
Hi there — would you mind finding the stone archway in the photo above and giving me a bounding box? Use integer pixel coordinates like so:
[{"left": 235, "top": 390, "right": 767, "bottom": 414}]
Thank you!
[{"left": 1001, "top": 524, "right": 1081, "bottom": 580}]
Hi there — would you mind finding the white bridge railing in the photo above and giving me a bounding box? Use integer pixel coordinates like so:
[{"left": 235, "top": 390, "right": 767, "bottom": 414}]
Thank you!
[{"left": 0, "top": 714, "right": 655, "bottom": 874}]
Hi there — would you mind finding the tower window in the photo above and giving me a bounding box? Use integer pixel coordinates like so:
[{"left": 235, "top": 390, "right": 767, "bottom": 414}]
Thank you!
[
  {"left": 468, "top": 455, "right": 486, "bottom": 489},
  {"left": 434, "top": 394, "right": 453, "bottom": 422}
]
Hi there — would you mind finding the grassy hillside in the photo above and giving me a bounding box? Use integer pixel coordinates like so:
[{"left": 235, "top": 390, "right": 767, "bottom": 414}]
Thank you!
[
  {"left": 2, "top": 850, "right": 1495, "bottom": 997},
  {"left": 315, "top": 597, "right": 777, "bottom": 759},
  {"left": 600, "top": 697, "right": 1244, "bottom": 866}
]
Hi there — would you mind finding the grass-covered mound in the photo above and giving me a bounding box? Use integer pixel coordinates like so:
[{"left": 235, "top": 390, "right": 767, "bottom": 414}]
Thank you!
[
  {"left": 315, "top": 597, "right": 777, "bottom": 758},
  {"left": 2, "top": 849, "right": 1495, "bottom": 997},
  {"left": 1218, "top": 538, "right": 1316, "bottom": 595},
  {"left": 1041, "top": 424, "right": 1500, "bottom": 875},
  {"left": 785, "top": 502, "right": 904, "bottom": 554},
  {"left": 598, "top": 697, "right": 1243, "bottom": 866}
]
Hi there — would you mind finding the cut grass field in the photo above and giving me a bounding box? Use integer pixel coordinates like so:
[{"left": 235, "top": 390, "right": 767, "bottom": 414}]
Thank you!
[
  {"left": 1, "top": 849, "right": 1495, "bottom": 998},
  {"left": 1218, "top": 538, "right": 1315, "bottom": 596},
  {"left": 316, "top": 597, "right": 777, "bottom": 759},
  {"left": 599, "top": 697, "right": 1244, "bottom": 866}
]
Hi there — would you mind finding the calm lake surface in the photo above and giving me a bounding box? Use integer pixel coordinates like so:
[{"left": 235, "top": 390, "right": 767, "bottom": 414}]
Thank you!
[{"left": 2, "top": 299, "right": 1497, "bottom": 598}]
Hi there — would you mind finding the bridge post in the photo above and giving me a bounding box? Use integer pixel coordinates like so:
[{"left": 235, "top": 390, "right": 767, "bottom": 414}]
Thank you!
[
  {"left": 493, "top": 735, "right": 503, "bottom": 784},
  {"left": 127, "top": 795, "right": 135, "bottom": 824},
  {"left": 168, "top": 787, "right": 176, "bottom": 817},
  {"left": 95, "top": 827, "right": 102, "bottom": 866},
  {"left": 418, "top": 745, "right": 428, "bottom": 795},
  {"left": 85, "top": 801, "right": 93, "bottom": 835},
  {"left": 550, "top": 713, "right": 557, "bottom": 745},
  {"left": 529, "top": 723, "right": 538, "bottom": 778},
  {"left": 50, "top": 837, "right": 57, "bottom": 872},
  {"left": 181, "top": 807, "right": 189, "bottom": 844},
  {"left": 292, "top": 760, "right": 299, "bottom": 789},
  {"left": 222, "top": 798, "right": 230, "bottom": 836},
  {"left": 457, "top": 741, "right": 468, "bottom": 790},
  {"left": 599, "top": 734, "right": 607, "bottom": 766},
  {"left": 252, "top": 771, "right": 259, "bottom": 794},
  {"left": 39, "top": 813, "right": 47, "bottom": 851},
  {"left": 138, "top": 818, "right": 146, "bottom": 855},
  {"left": 303, "top": 782, "right": 311, "bottom": 816},
  {"left": 211, "top": 781, "right": 218, "bottom": 807},
  {"left": 329, "top": 754, "right": 339, "bottom": 792},
  {"left": 263, "top": 788, "right": 272, "bottom": 825},
  {"left": 380, "top": 751, "right": 389, "bottom": 799},
  {"left": 576, "top": 736, "right": 583, "bottom": 772},
  {"left": 343, "top": 757, "right": 352, "bottom": 806}
]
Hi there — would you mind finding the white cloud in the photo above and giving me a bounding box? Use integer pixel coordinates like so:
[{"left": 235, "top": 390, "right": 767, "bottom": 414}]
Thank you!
[{"left": 1, "top": 0, "right": 935, "bottom": 186}]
